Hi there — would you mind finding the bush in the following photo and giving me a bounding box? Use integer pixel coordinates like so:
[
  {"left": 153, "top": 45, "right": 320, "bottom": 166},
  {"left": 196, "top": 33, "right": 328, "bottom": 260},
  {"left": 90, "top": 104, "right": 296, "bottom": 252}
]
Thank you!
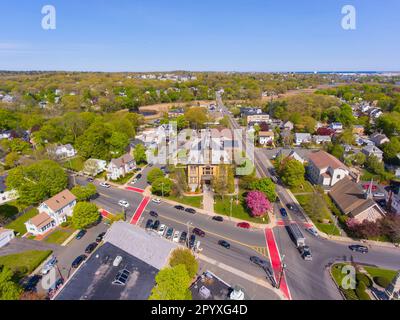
[
  {"left": 356, "top": 273, "right": 372, "bottom": 288},
  {"left": 355, "top": 282, "right": 371, "bottom": 300},
  {"left": 169, "top": 248, "right": 199, "bottom": 279},
  {"left": 373, "top": 276, "right": 391, "bottom": 288}
]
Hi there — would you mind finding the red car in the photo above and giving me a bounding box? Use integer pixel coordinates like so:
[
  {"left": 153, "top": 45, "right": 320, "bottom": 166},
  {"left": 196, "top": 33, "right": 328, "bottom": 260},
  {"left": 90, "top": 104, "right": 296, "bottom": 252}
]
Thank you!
[
  {"left": 237, "top": 222, "right": 251, "bottom": 229},
  {"left": 362, "top": 184, "right": 377, "bottom": 191}
]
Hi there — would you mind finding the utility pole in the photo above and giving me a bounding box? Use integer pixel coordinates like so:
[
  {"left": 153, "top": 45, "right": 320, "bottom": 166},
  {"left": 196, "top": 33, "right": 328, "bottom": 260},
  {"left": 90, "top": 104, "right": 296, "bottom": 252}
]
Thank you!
[
  {"left": 186, "top": 221, "right": 192, "bottom": 249},
  {"left": 161, "top": 182, "right": 164, "bottom": 198},
  {"left": 277, "top": 255, "right": 287, "bottom": 289},
  {"left": 230, "top": 197, "right": 233, "bottom": 221},
  {"left": 123, "top": 207, "right": 126, "bottom": 221}
]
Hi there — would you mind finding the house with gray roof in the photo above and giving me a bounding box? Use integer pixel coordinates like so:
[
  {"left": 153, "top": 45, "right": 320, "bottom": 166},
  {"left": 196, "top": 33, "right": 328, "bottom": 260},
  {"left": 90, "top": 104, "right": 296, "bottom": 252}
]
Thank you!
[
  {"left": 362, "top": 145, "right": 383, "bottom": 162},
  {"left": 106, "top": 153, "right": 136, "bottom": 180}
]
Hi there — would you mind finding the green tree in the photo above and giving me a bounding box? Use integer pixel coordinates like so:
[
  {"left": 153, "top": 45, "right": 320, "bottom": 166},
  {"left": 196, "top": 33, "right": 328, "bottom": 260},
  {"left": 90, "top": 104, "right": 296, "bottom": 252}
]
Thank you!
[
  {"left": 381, "top": 138, "right": 400, "bottom": 164},
  {"left": 0, "top": 267, "right": 22, "bottom": 300},
  {"left": 4, "top": 152, "right": 19, "bottom": 169},
  {"left": 152, "top": 177, "right": 173, "bottom": 196},
  {"left": 147, "top": 168, "right": 164, "bottom": 184},
  {"left": 338, "top": 104, "right": 356, "bottom": 126},
  {"left": 169, "top": 248, "right": 198, "bottom": 279},
  {"left": 213, "top": 165, "right": 234, "bottom": 199},
  {"left": 133, "top": 144, "right": 147, "bottom": 164},
  {"left": 71, "top": 183, "right": 97, "bottom": 202},
  {"left": 6, "top": 160, "right": 68, "bottom": 205},
  {"left": 280, "top": 159, "right": 305, "bottom": 188},
  {"left": 108, "top": 131, "right": 129, "bottom": 157},
  {"left": 249, "top": 178, "right": 277, "bottom": 202},
  {"left": 149, "top": 265, "right": 192, "bottom": 300},
  {"left": 184, "top": 107, "right": 208, "bottom": 129},
  {"left": 71, "top": 202, "right": 100, "bottom": 229},
  {"left": 353, "top": 152, "right": 366, "bottom": 166}
]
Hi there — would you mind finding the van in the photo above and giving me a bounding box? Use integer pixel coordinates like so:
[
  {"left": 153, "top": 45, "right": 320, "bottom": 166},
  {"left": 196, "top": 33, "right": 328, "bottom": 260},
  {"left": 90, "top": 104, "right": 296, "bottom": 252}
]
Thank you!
[{"left": 113, "top": 255, "right": 123, "bottom": 267}]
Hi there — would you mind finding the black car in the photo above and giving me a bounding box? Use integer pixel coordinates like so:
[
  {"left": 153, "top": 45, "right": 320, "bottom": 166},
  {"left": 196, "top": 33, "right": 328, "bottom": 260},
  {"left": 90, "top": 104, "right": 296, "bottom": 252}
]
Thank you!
[
  {"left": 76, "top": 230, "right": 86, "bottom": 240},
  {"left": 212, "top": 216, "right": 224, "bottom": 222},
  {"left": 299, "top": 245, "right": 313, "bottom": 261},
  {"left": 136, "top": 174, "right": 142, "bottom": 179},
  {"left": 349, "top": 245, "right": 369, "bottom": 254},
  {"left": 193, "top": 228, "right": 205, "bottom": 237},
  {"left": 189, "top": 235, "right": 196, "bottom": 248},
  {"left": 85, "top": 242, "right": 98, "bottom": 254},
  {"left": 174, "top": 205, "right": 185, "bottom": 211},
  {"left": 71, "top": 255, "right": 86, "bottom": 268},
  {"left": 166, "top": 227, "right": 174, "bottom": 239},
  {"left": 287, "top": 204, "right": 295, "bottom": 210},
  {"left": 149, "top": 211, "right": 158, "bottom": 218},
  {"left": 24, "top": 275, "right": 42, "bottom": 292},
  {"left": 250, "top": 256, "right": 269, "bottom": 268},
  {"left": 185, "top": 208, "right": 196, "bottom": 214},
  {"left": 218, "top": 240, "right": 231, "bottom": 249},
  {"left": 96, "top": 232, "right": 106, "bottom": 243},
  {"left": 145, "top": 219, "right": 154, "bottom": 230},
  {"left": 152, "top": 220, "right": 160, "bottom": 230},
  {"left": 179, "top": 231, "right": 188, "bottom": 243},
  {"left": 86, "top": 177, "right": 94, "bottom": 182}
]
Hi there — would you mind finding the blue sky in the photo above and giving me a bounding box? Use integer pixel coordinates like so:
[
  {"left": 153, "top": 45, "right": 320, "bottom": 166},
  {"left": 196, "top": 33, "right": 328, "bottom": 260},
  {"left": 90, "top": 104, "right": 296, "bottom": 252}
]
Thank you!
[{"left": 0, "top": 0, "right": 399, "bottom": 71}]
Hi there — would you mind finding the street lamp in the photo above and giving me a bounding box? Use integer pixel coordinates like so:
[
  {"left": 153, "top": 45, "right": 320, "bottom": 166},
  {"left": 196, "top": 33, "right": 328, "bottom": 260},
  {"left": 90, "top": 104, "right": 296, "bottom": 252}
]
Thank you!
[
  {"left": 161, "top": 182, "right": 164, "bottom": 198},
  {"left": 186, "top": 221, "right": 193, "bottom": 249},
  {"left": 277, "top": 255, "right": 287, "bottom": 289},
  {"left": 230, "top": 197, "right": 233, "bottom": 221}
]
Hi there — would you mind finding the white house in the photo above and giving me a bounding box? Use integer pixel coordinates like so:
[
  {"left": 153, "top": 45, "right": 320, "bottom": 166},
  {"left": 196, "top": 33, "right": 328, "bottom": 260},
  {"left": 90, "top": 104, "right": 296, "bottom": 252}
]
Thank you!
[
  {"left": 0, "top": 228, "right": 15, "bottom": 248},
  {"left": 362, "top": 145, "right": 383, "bottom": 162},
  {"left": 294, "top": 133, "right": 312, "bottom": 146},
  {"left": 48, "top": 144, "right": 77, "bottom": 159},
  {"left": 282, "top": 121, "right": 294, "bottom": 131},
  {"left": 0, "top": 131, "right": 11, "bottom": 140},
  {"left": 25, "top": 189, "right": 77, "bottom": 236},
  {"left": 258, "top": 131, "right": 274, "bottom": 146},
  {"left": 312, "top": 135, "right": 332, "bottom": 144},
  {"left": 274, "top": 149, "right": 305, "bottom": 164},
  {"left": 107, "top": 153, "right": 136, "bottom": 180},
  {"left": 329, "top": 122, "right": 343, "bottom": 131},
  {"left": 307, "top": 150, "right": 349, "bottom": 187},
  {"left": 0, "top": 174, "right": 18, "bottom": 205},
  {"left": 83, "top": 159, "right": 107, "bottom": 176}
]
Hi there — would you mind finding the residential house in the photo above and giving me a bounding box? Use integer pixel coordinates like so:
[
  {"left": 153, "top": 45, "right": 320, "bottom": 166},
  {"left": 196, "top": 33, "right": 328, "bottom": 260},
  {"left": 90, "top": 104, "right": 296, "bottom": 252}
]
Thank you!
[
  {"left": 294, "top": 133, "right": 312, "bottom": 146},
  {"left": 369, "top": 108, "right": 383, "bottom": 119},
  {"left": 329, "top": 122, "right": 343, "bottom": 131},
  {"left": 246, "top": 113, "right": 270, "bottom": 124},
  {"left": 258, "top": 131, "right": 275, "bottom": 146},
  {"left": 307, "top": 150, "right": 349, "bottom": 187},
  {"left": 362, "top": 145, "right": 383, "bottom": 162},
  {"left": 329, "top": 178, "right": 385, "bottom": 223},
  {"left": 48, "top": 144, "right": 77, "bottom": 160},
  {"left": 312, "top": 135, "right": 332, "bottom": 145},
  {"left": 83, "top": 159, "right": 107, "bottom": 176},
  {"left": 282, "top": 121, "right": 294, "bottom": 131},
  {"left": 168, "top": 108, "right": 185, "bottom": 118},
  {"left": 25, "top": 189, "right": 77, "bottom": 236},
  {"left": 1, "top": 94, "right": 14, "bottom": 103},
  {"left": 0, "top": 228, "right": 15, "bottom": 248},
  {"left": 274, "top": 149, "right": 305, "bottom": 164},
  {"left": 0, "top": 174, "right": 18, "bottom": 205},
  {"left": 107, "top": 153, "right": 136, "bottom": 180},
  {"left": 0, "top": 131, "right": 11, "bottom": 140},
  {"left": 352, "top": 125, "right": 365, "bottom": 136},
  {"left": 316, "top": 127, "right": 335, "bottom": 136},
  {"left": 370, "top": 133, "right": 390, "bottom": 147}
]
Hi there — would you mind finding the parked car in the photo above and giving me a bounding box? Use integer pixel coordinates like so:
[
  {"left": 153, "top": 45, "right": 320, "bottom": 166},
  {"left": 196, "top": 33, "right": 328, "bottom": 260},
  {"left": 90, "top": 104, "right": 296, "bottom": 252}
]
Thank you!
[
  {"left": 145, "top": 219, "right": 154, "bottom": 230},
  {"left": 218, "top": 240, "right": 231, "bottom": 249},
  {"left": 280, "top": 208, "right": 288, "bottom": 217},
  {"left": 299, "top": 245, "right": 313, "bottom": 261},
  {"left": 173, "top": 231, "right": 181, "bottom": 243},
  {"left": 306, "top": 227, "right": 319, "bottom": 237},
  {"left": 136, "top": 174, "right": 142, "bottom": 179},
  {"left": 373, "top": 192, "right": 385, "bottom": 198},
  {"left": 212, "top": 216, "right": 224, "bottom": 222},
  {"left": 152, "top": 198, "right": 161, "bottom": 204},
  {"left": 86, "top": 177, "right": 94, "bottom": 182},
  {"left": 41, "top": 256, "right": 57, "bottom": 275},
  {"left": 250, "top": 256, "right": 268, "bottom": 268},
  {"left": 24, "top": 275, "right": 42, "bottom": 292},
  {"left": 149, "top": 211, "right": 158, "bottom": 217},
  {"left": 349, "top": 245, "right": 369, "bottom": 254},
  {"left": 130, "top": 178, "right": 138, "bottom": 184},
  {"left": 71, "top": 255, "right": 86, "bottom": 268},
  {"left": 118, "top": 200, "right": 130, "bottom": 208},
  {"left": 99, "top": 182, "right": 111, "bottom": 188},
  {"left": 189, "top": 234, "right": 196, "bottom": 248},
  {"left": 287, "top": 204, "right": 295, "bottom": 210},
  {"left": 362, "top": 184, "right": 377, "bottom": 191},
  {"left": 193, "top": 228, "right": 205, "bottom": 237},
  {"left": 96, "top": 232, "right": 106, "bottom": 243},
  {"left": 179, "top": 231, "right": 188, "bottom": 244},
  {"left": 152, "top": 220, "right": 160, "bottom": 230},
  {"left": 85, "top": 242, "right": 98, "bottom": 254},
  {"left": 376, "top": 199, "right": 386, "bottom": 208},
  {"left": 76, "top": 230, "right": 86, "bottom": 240},
  {"left": 174, "top": 205, "right": 185, "bottom": 211},
  {"left": 185, "top": 208, "right": 196, "bottom": 214},
  {"left": 237, "top": 222, "right": 251, "bottom": 229},
  {"left": 158, "top": 224, "right": 167, "bottom": 236},
  {"left": 166, "top": 227, "right": 174, "bottom": 239}
]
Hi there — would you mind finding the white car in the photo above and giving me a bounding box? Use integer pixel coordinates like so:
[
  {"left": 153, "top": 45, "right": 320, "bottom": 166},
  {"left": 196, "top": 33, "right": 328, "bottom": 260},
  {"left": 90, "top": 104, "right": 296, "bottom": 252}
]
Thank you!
[
  {"left": 100, "top": 182, "right": 111, "bottom": 188},
  {"left": 373, "top": 192, "right": 385, "bottom": 198},
  {"left": 130, "top": 178, "right": 138, "bottom": 185},
  {"left": 306, "top": 227, "right": 319, "bottom": 237},
  {"left": 152, "top": 198, "right": 161, "bottom": 204},
  {"left": 118, "top": 200, "right": 130, "bottom": 208},
  {"left": 41, "top": 256, "right": 57, "bottom": 275},
  {"left": 172, "top": 231, "right": 180, "bottom": 243},
  {"left": 158, "top": 224, "right": 167, "bottom": 236},
  {"left": 113, "top": 255, "right": 123, "bottom": 267}
]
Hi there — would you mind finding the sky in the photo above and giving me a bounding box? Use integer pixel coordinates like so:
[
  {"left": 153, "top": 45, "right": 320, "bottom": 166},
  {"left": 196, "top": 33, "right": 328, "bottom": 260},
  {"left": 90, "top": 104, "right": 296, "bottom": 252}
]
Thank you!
[{"left": 0, "top": 0, "right": 399, "bottom": 72}]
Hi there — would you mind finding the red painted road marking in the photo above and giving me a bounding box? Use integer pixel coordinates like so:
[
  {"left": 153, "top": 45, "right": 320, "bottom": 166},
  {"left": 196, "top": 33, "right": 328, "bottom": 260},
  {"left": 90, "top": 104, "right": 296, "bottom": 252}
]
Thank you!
[
  {"left": 130, "top": 196, "right": 150, "bottom": 225},
  {"left": 126, "top": 186, "right": 145, "bottom": 194},
  {"left": 264, "top": 228, "right": 292, "bottom": 300},
  {"left": 100, "top": 209, "right": 112, "bottom": 219}
]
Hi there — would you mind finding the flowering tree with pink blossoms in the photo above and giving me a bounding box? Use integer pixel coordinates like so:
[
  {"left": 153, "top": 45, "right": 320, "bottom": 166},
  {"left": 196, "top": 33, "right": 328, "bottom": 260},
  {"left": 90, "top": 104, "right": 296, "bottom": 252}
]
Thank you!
[{"left": 246, "top": 191, "right": 272, "bottom": 217}]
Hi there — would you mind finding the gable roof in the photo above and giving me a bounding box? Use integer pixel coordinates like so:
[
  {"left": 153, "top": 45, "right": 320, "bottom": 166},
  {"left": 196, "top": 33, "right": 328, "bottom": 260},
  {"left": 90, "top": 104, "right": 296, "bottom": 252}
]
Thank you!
[
  {"left": 308, "top": 150, "right": 347, "bottom": 170},
  {"left": 43, "top": 189, "right": 76, "bottom": 212},
  {"left": 110, "top": 153, "right": 135, "bottom": 168},
  {"left": 28, "top": 212, "right": 54, "bottom": 229},
  {"left": 259, "top": 131, "right": 274, "bottom": 137}
]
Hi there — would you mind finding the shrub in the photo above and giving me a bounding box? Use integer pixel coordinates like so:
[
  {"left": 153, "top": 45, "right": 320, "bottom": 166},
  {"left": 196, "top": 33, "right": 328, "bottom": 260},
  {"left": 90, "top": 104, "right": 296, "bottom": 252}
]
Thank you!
[
  {"left": 356, "top": 273, "right": 372, "bottom": 288},
  {"left": 245, "top": 191, "right": 272, "bottom": 217},
  {"left": 169, "top": 248, "right": 199, "bottom": 279},
  {"left": 373, "top": 276, "right": 391, "bottom": 288},
  {"left": 355, "top": 282, "right": 371, "bottom": 300}
]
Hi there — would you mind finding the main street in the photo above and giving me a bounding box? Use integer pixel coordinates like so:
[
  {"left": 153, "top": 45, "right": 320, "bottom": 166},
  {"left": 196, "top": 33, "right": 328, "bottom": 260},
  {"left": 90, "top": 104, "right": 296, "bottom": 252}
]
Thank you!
[{"left": 217, "top": 93, "right": 400, "bottom": 300}]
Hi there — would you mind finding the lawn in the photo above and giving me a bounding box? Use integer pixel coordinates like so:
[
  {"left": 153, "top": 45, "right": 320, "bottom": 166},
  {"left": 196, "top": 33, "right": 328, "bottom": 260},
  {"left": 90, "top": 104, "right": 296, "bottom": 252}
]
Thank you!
[
  {"left": 62, "top": 156, "right": 85, "bottom": 172},
  {"left": 290, "top": 181, "right": 314, "bottom": 194},
  {"left": 315, "top": 222, "right": 341, "bottom": 236},
  {"left": 214, "top": 193, "right": 269, "bottom": 224},
  {"left": 5, "top": 208, "right": 39, "bottom": 236},
  {"left": 330, "top": 263, "right": 358, "bottom": 300},
  {"left": 363, "top": 266, "right": 397, "bottom": 283},
  {"left": 167, "top": 195, "right": 203, "bottom": 209},
  {"left": 110, "top": 172, "right": 135, "bottom": 185},
  {"left": 43, "top": 229, "right": 73, "bottom": 245},
  {"left": 0, "top": 250, "right": 52, "bottom": 278}
]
